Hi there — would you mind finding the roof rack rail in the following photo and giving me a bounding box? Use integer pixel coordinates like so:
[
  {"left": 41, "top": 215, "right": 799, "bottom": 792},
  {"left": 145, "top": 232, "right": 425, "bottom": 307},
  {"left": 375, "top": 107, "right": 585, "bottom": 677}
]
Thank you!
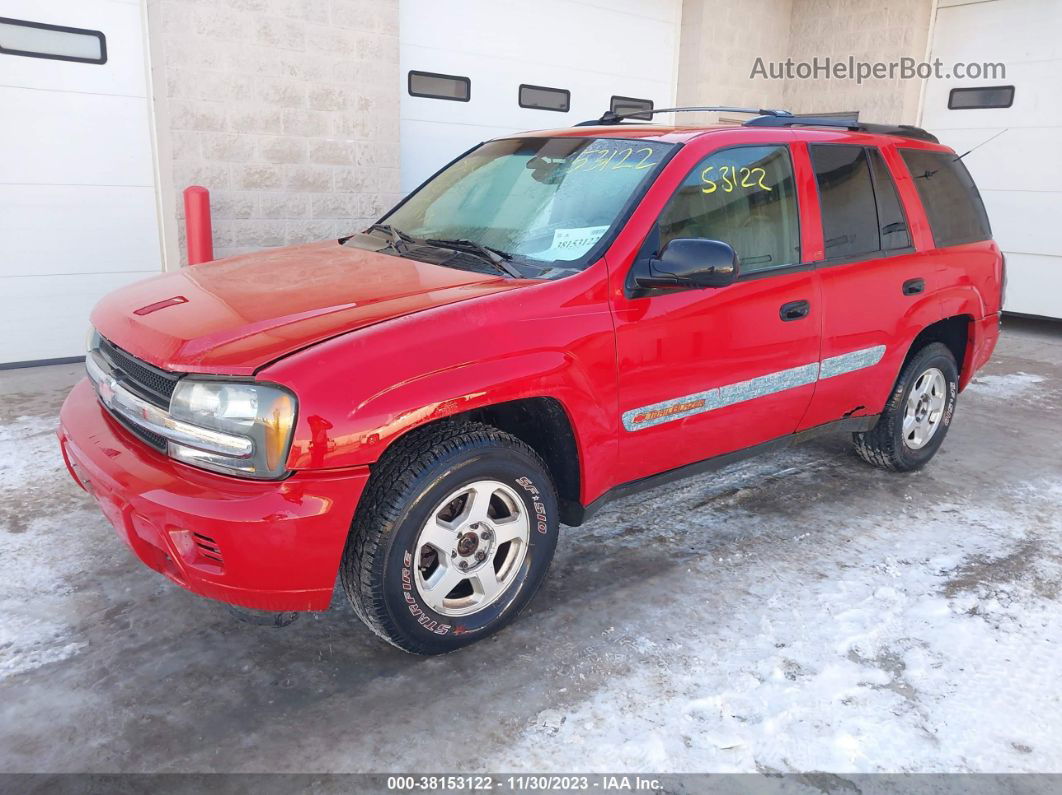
[
  {"left": 742, "top": 114, "right": 939, "bottom": 143},
  {"left": 576, "top": 106, "right": 793, "bottom": 126}
]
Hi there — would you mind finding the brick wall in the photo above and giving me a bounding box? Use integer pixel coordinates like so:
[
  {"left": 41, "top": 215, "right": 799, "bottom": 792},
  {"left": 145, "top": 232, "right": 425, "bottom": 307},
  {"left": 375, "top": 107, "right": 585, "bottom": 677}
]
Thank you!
[
  {"left": 678, "top": 0, "right": 934, "bottom": 125},
  {"left": 146, "top": 0, "right": 401, "bottom": 266}
]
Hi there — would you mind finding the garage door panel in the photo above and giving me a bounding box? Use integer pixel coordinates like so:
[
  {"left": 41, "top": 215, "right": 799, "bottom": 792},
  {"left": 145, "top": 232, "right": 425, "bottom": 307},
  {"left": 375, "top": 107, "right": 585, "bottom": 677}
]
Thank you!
[
  {"left": 403, "top": 46, "right": 672, "bottom": 127},
  {"left": 929, "top": 0, "right": 1062, "bottom": 63},
  {"left": 980, "top": 190, "right": 1061, "bottom": 257},
  {"left": 401, "top": 0, "right": 678, "bottom": 73},
  {"left": 922, "top": 62, "right": 1062, "bottom": 129},
  {"left": 0, "top": 87, "right": 154, "bottom": 186},
  {"left": 1002, "top": 253, "right": 1062, "bottom": 318},
  {"left": 926, "top": 128, "right": 1062, "bottom": 193},
  {"left": 0, "top": 0, "right": 147, "bottom": 97},
  {"left": 0, "top": 271, "right": 156, "bottom": 363},
  {"left": 400, "top": 0, "right": 680, "bottom": 191},
  {"left": 922, "top": 0, "right": 1061, "bottom": 319},
  {"left": 0, "top": 0, "right": 161, "bottom": 363},
  {"left": 399, "top": 119, "right": 513, "bottom": 193},
  {"left": 0, "top": 185, "right": 160, "bottom": 278}
]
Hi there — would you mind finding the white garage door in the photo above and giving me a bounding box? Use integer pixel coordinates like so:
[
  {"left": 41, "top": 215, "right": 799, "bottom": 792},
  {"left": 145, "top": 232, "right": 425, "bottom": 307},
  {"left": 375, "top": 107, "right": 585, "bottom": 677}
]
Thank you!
[
  {"left": 920, "top": 0, "right": 1062, "bottom": 319},
  {"left": 399, "top": 0, "right": 681, "bottom": 193},
  {"left": 0, "top": 0, "right": 162, "bottom": 366}
]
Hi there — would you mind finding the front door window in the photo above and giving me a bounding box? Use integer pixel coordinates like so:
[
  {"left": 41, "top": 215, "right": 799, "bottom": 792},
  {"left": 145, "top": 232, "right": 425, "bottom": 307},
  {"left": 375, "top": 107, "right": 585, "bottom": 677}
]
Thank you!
[{"left": 656, "top": 145, "right": 801, "bottom": 273}]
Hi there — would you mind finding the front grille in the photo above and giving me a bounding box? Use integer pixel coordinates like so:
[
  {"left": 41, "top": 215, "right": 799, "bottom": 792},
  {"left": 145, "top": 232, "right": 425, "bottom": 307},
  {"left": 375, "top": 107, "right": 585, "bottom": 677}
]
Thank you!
[
  {"left": 97, "top": 337, "right": 182, "bottom": 409},
  {"left": 111, "top": 412, "right": 167, "bottom": 452},
  {"left": 94, "top": 336, "right": 182, "bottom": 451}
]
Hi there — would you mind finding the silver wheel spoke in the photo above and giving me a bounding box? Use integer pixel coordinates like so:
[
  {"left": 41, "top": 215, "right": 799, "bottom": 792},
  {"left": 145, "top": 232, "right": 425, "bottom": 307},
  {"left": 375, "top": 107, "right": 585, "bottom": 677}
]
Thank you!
[
  {"left": 474, "top": 565, "right": 502, "bottom": 602},
  {"left": 419, "top": 518, "right": 456, "bottom": 552},
  {"left": 492, "top": 518, "right": 524, "bottom": 544},
  {"left": 467, "top": 483, "right": 495, "bottom": 525},
  {"left": 902, "top": 411, "right": 917, "bottom": 434},
  {"left": 421, "top": 564, "right": 467, "bottom": 612}
]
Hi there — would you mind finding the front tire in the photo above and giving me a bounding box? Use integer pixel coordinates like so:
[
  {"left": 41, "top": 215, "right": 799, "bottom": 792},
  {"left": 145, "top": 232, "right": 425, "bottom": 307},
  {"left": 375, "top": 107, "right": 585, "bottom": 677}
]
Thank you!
[
  {"left": 853, "top": 342, "right": 959, "bottom": 472},
  {"left": 341, "top": 421, "right": 559, "bottom": 655}
]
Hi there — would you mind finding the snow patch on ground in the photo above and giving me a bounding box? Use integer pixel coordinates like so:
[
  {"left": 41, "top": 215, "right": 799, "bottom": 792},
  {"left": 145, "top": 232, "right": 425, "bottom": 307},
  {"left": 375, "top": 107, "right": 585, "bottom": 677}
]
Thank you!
[
  {"left": 966, "top": 372, "right": 1046, "bottom": 401},
  {"left": 500, "top": 480, "right": 1062, "bottom": 773},
  {"left": 0, "top": 415, "right": 95, "bottom": 681}
]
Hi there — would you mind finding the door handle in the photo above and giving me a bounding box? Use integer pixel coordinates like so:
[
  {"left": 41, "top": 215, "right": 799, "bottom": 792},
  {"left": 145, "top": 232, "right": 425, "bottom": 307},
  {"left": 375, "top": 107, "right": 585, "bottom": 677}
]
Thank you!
[
  {"left": 903, "top": 278, "right": 925, "bottom": 296},
  {"left": 779, "top": 300, "right": 810, "bottom": 321}
]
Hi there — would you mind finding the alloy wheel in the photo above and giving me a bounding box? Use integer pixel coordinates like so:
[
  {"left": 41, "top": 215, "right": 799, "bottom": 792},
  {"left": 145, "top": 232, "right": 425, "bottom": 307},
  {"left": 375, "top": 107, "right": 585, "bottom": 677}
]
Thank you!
[
  {"left": 902, "top": 366, "right": 947, "bottom": 450},
  {"left": 413, "top": 479, "right": 530, "bottom": 617}
]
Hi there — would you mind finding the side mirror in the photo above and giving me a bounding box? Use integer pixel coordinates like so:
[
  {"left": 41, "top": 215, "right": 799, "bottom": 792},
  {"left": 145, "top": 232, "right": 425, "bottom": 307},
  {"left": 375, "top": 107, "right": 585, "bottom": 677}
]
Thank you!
[{"left": 635, "top": 238, "right": 740, "bottom": 290}]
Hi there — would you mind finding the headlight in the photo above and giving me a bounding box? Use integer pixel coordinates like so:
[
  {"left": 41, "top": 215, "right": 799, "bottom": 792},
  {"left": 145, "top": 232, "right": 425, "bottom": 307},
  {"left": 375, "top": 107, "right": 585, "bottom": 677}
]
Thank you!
[
  {"left": 168, "top": 380, "right": 297, "bottom": 479},
  {"left": 87, "top": 327, "right": 101, "bottom": 352}
]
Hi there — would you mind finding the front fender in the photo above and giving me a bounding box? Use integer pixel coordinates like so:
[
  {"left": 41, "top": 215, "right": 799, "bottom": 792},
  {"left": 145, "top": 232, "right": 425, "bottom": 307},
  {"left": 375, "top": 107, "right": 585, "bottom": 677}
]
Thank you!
[{"left": 262, "top": 269, "right": 619, "bottom": 503}]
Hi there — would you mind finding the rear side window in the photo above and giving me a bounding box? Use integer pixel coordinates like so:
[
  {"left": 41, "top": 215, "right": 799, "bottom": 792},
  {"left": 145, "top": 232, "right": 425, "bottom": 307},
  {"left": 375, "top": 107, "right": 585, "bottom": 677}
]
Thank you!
[
  {"left": 867, "top": 149, "right": 910, "bottom": 250},
  {"left": 810, "top": 144, "right": 879, "bottom": 259},
  {"left": 900, "top": 149, "right": 991, "bottom": 247},
  {"left": 657, "top": 145, "right": 801, "bottom": 274}
]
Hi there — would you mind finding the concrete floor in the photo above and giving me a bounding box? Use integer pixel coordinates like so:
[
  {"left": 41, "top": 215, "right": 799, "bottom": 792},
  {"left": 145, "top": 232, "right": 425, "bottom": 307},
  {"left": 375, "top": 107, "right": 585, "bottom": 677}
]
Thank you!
[{"left": 1, "top": 317, "right": 1060, "bottom": 774}]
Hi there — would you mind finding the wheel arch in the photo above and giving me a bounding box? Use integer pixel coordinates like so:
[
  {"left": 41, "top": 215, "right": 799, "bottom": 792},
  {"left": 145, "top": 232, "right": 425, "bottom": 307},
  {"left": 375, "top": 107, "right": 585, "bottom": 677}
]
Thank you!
[
  {"left": 368, "top": 396, "right": 584, "bottom": 526},
  {"left": 901, "top": 314, "right": 974, "bottom": 389}
]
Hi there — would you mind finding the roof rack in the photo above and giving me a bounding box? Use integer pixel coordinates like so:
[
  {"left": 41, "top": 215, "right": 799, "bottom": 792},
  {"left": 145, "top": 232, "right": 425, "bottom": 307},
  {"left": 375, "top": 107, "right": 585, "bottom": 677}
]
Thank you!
[
  {"left": 576, "top": 106, "right": 793, "bottom": 126},
  {"left": 742, "top": 114, "right": 939, "bottom": 143}
]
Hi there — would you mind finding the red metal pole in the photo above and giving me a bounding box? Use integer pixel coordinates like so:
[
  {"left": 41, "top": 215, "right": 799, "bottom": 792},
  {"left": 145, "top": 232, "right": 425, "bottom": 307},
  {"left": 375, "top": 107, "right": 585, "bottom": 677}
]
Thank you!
[{"left": 183, "top": 185, "right": 214, "bottom": 265}]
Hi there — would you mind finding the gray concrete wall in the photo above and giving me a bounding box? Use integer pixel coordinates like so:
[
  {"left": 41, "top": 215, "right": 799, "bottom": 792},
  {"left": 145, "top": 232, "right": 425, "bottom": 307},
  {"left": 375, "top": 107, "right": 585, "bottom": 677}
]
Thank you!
[
  {"left": 678, "top": 0, "right": 934, "bottom": 124},
  {"left": 146, "top": 0, "right": 402, "bottom": 266}
]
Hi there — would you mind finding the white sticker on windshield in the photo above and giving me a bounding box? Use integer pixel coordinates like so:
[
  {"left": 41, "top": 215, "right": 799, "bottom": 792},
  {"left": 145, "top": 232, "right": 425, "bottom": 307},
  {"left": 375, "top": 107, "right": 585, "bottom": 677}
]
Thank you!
[{"left": 545, "top": 225, "right": 609, "bottom": 261}]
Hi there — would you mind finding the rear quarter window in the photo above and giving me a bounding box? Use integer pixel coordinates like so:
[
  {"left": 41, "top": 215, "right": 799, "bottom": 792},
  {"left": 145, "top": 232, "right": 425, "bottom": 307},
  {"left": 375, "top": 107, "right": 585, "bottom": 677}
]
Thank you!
[{"left": 899, "top": 149, "right": 991, "bottom": 248}]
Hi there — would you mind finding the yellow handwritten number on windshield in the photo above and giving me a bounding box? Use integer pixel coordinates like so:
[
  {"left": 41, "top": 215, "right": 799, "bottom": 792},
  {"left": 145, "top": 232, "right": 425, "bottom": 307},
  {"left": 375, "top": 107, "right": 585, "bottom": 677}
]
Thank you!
[{"left": 571, "top": 147, "right": 658, "bottom": 172}]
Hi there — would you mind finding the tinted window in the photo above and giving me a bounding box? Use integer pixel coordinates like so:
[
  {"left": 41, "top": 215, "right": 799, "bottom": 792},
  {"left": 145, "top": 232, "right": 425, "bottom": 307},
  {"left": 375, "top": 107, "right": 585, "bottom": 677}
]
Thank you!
[
  {"left": 867, "top": 149, "right": 910, "bottom": 250},
  {"left": 657, "top": 145, "right": 800, "bottom": 273},
  {"left": 900, "top": 149, "right": 991, "bottom": 247},
  {"left": 810, "top": 144, "right": 879, "bottom": 259},
  {"left": 948, "top": 86, "right": 1014, "bottom": 110},
  {"left": 611, "top": 95, "right": 653, "bottom": 121},
  {"left": 0, "top": 16, "right": 106, "bottom": 64},
  {"left": 519, "top": 84, "right": 569, "bottom": 112},
  {"left": 408, "top": 71, "right": 470, "bottom": 102}
]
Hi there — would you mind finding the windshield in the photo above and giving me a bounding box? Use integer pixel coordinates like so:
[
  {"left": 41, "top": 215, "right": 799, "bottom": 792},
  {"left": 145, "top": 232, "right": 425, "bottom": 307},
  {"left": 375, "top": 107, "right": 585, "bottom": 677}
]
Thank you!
[{"left": 380, "top": 137, "right": 675, "bottom": 273}]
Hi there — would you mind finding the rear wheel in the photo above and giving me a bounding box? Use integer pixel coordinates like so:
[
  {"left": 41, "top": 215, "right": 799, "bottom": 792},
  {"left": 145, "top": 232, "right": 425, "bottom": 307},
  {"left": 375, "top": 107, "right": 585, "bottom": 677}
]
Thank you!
[
  {"left": 341, "top": 421, "right": 559, "bottom": 654},
  {"left": 853, "top": 342, "right": 959, "bottom": 472}
]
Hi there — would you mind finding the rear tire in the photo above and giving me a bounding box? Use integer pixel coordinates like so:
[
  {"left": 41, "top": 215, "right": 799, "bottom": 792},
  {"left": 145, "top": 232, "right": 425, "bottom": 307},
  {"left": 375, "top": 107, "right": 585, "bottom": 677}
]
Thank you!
[
  {"left": 341, "top": 420, "right": 559, "bottom": 655},
  {"left": 853, "top": 342, "right": 959, "bottom": 472}
]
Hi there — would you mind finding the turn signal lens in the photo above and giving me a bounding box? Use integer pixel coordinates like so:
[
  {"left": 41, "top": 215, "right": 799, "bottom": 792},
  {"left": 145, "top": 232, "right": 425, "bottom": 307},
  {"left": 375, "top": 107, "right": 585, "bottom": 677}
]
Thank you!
[{"left": 263, "top": 393, "right": 295, "bottom": 472}]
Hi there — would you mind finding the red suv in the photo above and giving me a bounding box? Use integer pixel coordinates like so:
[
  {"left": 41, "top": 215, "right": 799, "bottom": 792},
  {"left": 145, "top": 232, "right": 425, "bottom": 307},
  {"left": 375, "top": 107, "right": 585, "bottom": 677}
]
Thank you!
[{"left": 58, "top": 108, "right": 1003, "bottom": 654}]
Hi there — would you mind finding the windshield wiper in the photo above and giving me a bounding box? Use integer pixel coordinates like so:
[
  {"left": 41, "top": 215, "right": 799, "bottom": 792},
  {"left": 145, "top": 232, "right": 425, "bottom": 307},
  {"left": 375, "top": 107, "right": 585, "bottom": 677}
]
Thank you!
[
  {"left": 424, "top": 238, "right": 524, "bottom": 279},
  {"left": 366, "top": 223, "right": 414, "bottom": 250}
]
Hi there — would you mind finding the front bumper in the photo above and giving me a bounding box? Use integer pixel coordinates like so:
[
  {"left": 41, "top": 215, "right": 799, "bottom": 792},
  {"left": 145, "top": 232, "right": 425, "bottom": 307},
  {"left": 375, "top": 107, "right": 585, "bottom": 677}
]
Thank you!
[{"left": 58, "top": 378, "right": 369, "bottom": 611}]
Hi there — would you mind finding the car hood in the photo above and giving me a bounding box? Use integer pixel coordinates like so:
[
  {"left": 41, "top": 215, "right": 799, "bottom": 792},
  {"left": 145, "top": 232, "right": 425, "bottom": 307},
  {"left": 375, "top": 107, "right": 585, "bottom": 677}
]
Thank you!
[{"left": 90, "top": 241, "right": 526, "bottom": 374}]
